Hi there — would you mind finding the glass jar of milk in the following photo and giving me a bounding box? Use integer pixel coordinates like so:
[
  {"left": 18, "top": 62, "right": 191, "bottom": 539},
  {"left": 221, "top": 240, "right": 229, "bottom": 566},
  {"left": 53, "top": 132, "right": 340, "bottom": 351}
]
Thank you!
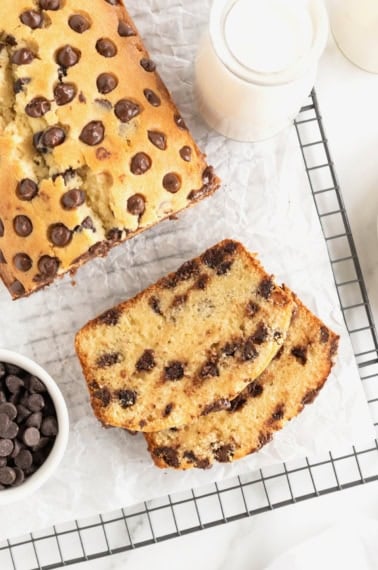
[
  {"left": 195, "top": 0, "right": 329, "bottom": 142},
  {"left": 330, "top": 0, "right": 378, "bottom": 73}
]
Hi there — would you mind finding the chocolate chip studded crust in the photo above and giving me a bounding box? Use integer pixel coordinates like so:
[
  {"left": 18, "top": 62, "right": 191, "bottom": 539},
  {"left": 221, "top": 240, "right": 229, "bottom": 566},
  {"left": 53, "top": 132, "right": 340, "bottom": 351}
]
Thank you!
[
  {"left": 75, "top": 240, "right": 295, "bottom": 432},
  {"left": 144, "top": 293, "right": 339, "bottom": 469},
  {"left": 0, "top": 0, "right": 220, "bottom": 299}
]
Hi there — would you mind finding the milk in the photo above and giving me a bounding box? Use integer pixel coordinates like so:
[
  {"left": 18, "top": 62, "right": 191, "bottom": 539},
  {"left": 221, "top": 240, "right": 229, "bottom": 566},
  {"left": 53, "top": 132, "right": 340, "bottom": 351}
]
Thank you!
[
  {"left": 330, "top": 0, "right": 378, "bottom": 73},
  {"left": 195, "top": 0, "right": 329, "bottom": 141}
]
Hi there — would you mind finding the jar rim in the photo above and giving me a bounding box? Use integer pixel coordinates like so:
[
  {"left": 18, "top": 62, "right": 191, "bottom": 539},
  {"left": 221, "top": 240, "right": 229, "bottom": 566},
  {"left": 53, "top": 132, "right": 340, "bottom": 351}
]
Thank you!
[{"left": 209, "top": 0, "right": 329, "bottom": 87}]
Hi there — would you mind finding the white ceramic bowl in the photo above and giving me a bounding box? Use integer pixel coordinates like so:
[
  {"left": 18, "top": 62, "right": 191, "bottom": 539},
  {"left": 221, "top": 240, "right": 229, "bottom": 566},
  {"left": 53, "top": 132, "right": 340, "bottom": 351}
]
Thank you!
[{"left": 0, "top": 349, "right": 69, "bottom": 505}]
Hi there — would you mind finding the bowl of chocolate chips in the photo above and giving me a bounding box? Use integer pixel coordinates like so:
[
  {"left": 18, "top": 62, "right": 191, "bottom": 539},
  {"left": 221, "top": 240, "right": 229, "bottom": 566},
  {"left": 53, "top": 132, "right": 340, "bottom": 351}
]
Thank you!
[{"left": 0, "top": 349, "right": 69, "bottom": 504}]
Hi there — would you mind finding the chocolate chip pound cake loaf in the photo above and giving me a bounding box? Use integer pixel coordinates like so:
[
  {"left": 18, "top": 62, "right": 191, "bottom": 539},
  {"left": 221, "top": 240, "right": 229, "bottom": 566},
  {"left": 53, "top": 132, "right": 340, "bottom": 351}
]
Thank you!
[
  {"left": 75, "top": 240, "right": 295, "bottom": 432},
  {"left": 0, "top": 0, "right": 219, "bottom": 299},
  {"left": 145, "top": 294, "right": 339, "bottom": 469}
]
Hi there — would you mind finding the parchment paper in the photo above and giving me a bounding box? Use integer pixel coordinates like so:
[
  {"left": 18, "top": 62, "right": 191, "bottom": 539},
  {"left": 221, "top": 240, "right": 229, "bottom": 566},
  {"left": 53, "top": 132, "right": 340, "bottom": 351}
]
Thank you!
[{"left": 0, "top": 0, "right": 375, "bottom": 540}]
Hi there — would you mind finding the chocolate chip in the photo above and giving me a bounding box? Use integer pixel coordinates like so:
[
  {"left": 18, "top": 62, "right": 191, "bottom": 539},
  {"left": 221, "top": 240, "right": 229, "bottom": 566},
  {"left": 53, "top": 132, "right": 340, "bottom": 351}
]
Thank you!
[
  {"left": 320, "top": 326, "right": 329, "bottom": 343},
  {"left": 246, "top": 301, "right": 260, "bottom": 318},
  {"left": 194, "top": 274, "right": 209, "bottom": 290},
  {"left": 23, "top": 426, "right": 41, "bottom": 447},
  {"left": 38, "top": 255, "right": 60, "bottom": 278},
  {"left": 54, "top": 82, "right": 76, "bottom": 105},
  {"left": 222, "top": 340, "right": 241, "bottom": 357},
  {"left": 248, "top": 381, "right": 264, "bottom": 397},
  {"left": 11, "top": 49, "right": 35, "bottom": 65},
  {"left": 56, "top": 45, "right": 81, "bottom": 68},
  {"left": 5, "top": 375, "right": 24, "bottom": 394},
  {"left": 0, "top": 440, "right": 13, "bottom": 458},
  {"left": 154, "top": 446, "right": 179, "bottom": 468},
  {"left": 48, "top": 223, "right": 72, "bottom": 247},
  {"left": 78, "top": 91, "right": 86, "bottom": 103},
  {"left": 4, "top": 421, "right": 19, "bottom": 439},
  {"left": 202, "top": 398, "right": 231, "bottom": 415},
  {"left": 199, "top": 361, "right": 219, "bottom": 379},
  {"left": 147, "top": 130, "right": 167, "bottom": 151},
  {"left": 10, "top": 440, "right": 22, "bottom": 459},
  {"left": 258, "top": 432, "right": 273, "bottom": 448},
  {"left": 127, "top": 194, "right": 145, "bottom": 216},
  {"left": 183, "top": 451, "right": 210, "bottom": 470},
  {"left": 202, "top": 242, "right": 236, "bottom": 270},
  {"left": 95, "top": 98, "right": 112, "bottom": 109},
  {"left": 274, "top": 345, "right": 285, "bottom": 361},
  {"left": 140, "top": 58, "right": 156, "bottom": 72},
  {"left": 148, "top": 296, "right": 163, "bottom": 316},
  {"left": 0, "top": 250, "right": 6, "bottom": 264},
  {"left": 96, "top": 73, "right": 118, "bottom": 94},
  {"left": 104, "top": 0, "right": 121, "bottom": 4},
  {"left": 79, "top": 121, "right": 105, "bottom": 145},
  {"left": 251, "top": 323, "right": 269, "bottom": 345},
  {"left": 0, "top": 467, "right": 16, "bottom": 485},
  {"left": 69, "top": 14, "right": 91, "bottom": 33},
  {"left": 14, "top": 77, "right": 31, "bottom": 94},
  {"left": 180, "top": 146, "right": 192, "bottom": 162},
  {"left": 270, "top": 404, "right": 285, "bottom": 422},
  {"left": 163, "top": 403, "right": 173, "bottom": 417},
  {"left": 93, "top": 387, "right": 111, "bottom": 406},
  {"left": 97, "top": 309, "right": 120, "bottom": 327},
  {"left": 14, "top": 215, "right": 33, "bottom": 237},
  {"left": 9, "top": 281, "right": 26, "bottom": 297},
  {"left": 174, "top": 113, "right": 187, "bottom": 130},
  {"left": 144, "top": 88, "right": 161, "bottom": 107},
  {"left": 257, "top": 278, "right": 274, "bottom": 299},
  {"left": 216, "top": 260, "right": 233, "bottom": 275},
  {"left": 117, "top": 390, "right": 137, "bottom": 409},
  {"left": 13, "top": 253, "right": 32, "bottom": 273},
  {"left": 34, "top": 126, "right": 66, "bottom": 150},
  {"left": 130, "top": 152, "right": 152, "bottom": 175},
  {"left": 15, "top": 449, "right": 33, "bottom": 470},
  {"left": 0, "top": 414, "right": 9, "bottom": 437},
  {"left": 187, "top": 166, "right": 218, "bottom": 201},
  {"left": 17, "top": 405, "right": 31, "bottom": 423},
  {"left": 136, "top": 350, "right": 156, "bottom": 372},
  {"left": 0, "top": 365, "right": 5, "bottom": 379},
  {"left": 20, "top": 10, "right": 43, "bottom": 29},
  {"left": 164, "top": 361, "right": 185, "bottom": 381},
  {"left": 0, "top": 219, "right": 4, "bottom": 237},
  {"left": 0, "top": 403, "right": 17, "bottom": 420},
  {"left": 176, "top": 260, "right": 200, "bottom": 282},
  {"left": 61, "top": 189, "right": 86, "bottom": 210},
  {"left": 163, "top": 173, "right": 181, "bottom": 193},
  {"left": 291, "top": 346, "right": 308, "bottom": 366},
  {"left": 16, "top": 179, "right": 38, "bottom": 201},
  {"left": 241, "top": 339, "right": 258, "bottom": 362},
  {"left": 229, "top": 394, "right": 247, "bottom": 413},
  {"left": 25, "top": 97, "right": 51, "bottom": 118},
  {"left": 13, "top": 468, "right": 25, "bottom": 486},
  {"left": 27, "top": 394, "right": 45, "bottom": 412},
  {"left": 39, "top": 0, "right": 61, "bottom": 9},
  {"left": 26, "top": 412, "right": 43, "bottom": 429},
  {"left": 96, "top": 352, "right": 121, "bottom": 368},
  {"left": 302, "top": 388, "right": 320, "bottom": 405},
  {"left": 118, "top": 20, "right": 135, "bottom": 37},
  {"left": 5, "top": 35, "right": 17, "bottom": 47},
  {"left": 96, "top": 38, "right": 117, "bottom": 57},
  {"left": 114, "top": 99, "right": 141, "bottom": 123},
  {"left": 213, "top": 443, "right": 234, "bottom": 463}
]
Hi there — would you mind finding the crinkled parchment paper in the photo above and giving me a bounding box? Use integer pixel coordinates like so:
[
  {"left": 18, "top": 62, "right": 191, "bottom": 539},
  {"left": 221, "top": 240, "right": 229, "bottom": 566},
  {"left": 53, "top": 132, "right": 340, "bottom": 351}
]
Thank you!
[{"left": 0, "top": 0, "right": 374, "bottom": 539}]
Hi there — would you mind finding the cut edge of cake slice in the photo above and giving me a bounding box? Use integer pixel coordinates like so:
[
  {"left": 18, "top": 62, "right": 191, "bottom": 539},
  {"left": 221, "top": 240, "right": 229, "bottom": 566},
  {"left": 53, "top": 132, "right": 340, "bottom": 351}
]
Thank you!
[{"left": 144, "top": 291, "right": 339, "bottom": 469}]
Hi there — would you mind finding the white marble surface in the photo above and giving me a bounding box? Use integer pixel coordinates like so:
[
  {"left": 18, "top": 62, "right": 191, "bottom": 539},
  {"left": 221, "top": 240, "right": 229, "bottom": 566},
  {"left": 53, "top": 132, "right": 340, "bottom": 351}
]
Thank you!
[{"left": 70, "top": 25, "right": 378, "bottom": 570}]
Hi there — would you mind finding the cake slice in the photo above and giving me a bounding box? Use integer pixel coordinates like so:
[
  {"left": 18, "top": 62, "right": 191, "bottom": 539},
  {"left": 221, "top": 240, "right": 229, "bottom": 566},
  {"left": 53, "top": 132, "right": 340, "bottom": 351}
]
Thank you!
[
  {"left": 75, "top": 240, "right": 295, "bottom": 432},
  {"left": 144, "top": 294, "right": 339, "bottom": 469},
  {"left": 0, "top": 0, "right": 219, "bottom": 299}
]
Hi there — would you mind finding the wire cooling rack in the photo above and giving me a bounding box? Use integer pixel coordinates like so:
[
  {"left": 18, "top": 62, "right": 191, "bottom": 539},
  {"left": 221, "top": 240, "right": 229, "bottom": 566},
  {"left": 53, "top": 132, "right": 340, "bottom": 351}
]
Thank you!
[{"left": 1, "top": 90, "right": 378, "bottom": 569}]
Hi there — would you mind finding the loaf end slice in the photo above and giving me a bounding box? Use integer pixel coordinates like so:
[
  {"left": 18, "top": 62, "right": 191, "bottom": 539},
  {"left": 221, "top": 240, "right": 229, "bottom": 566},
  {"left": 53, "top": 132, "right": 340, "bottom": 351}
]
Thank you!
[
  {"left": 75, "top": 239, "right": 295, "bottom": 432},
  {"left": 144, "top": 293, "right": 339, "bottom": 469}
]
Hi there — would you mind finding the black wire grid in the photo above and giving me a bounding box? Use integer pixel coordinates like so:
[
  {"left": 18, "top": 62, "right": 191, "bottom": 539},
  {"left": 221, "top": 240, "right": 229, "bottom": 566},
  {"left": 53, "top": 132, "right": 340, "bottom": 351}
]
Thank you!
[{"left": 1, "top": 90, "right": 378, "bottom": 569}]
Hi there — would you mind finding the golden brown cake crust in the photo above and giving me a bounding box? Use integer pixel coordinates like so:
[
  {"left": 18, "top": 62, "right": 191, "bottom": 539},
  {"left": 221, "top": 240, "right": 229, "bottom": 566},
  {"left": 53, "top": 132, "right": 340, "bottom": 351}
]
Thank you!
[
  {"left": 0, "top": 0, "right": 219, "bottom": 299},
  {"left": 75, "top": 240, "right": 295, "bottom": 432},
  {"left": 144, "top": 293, "right": 339, "bottom": 469}
]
